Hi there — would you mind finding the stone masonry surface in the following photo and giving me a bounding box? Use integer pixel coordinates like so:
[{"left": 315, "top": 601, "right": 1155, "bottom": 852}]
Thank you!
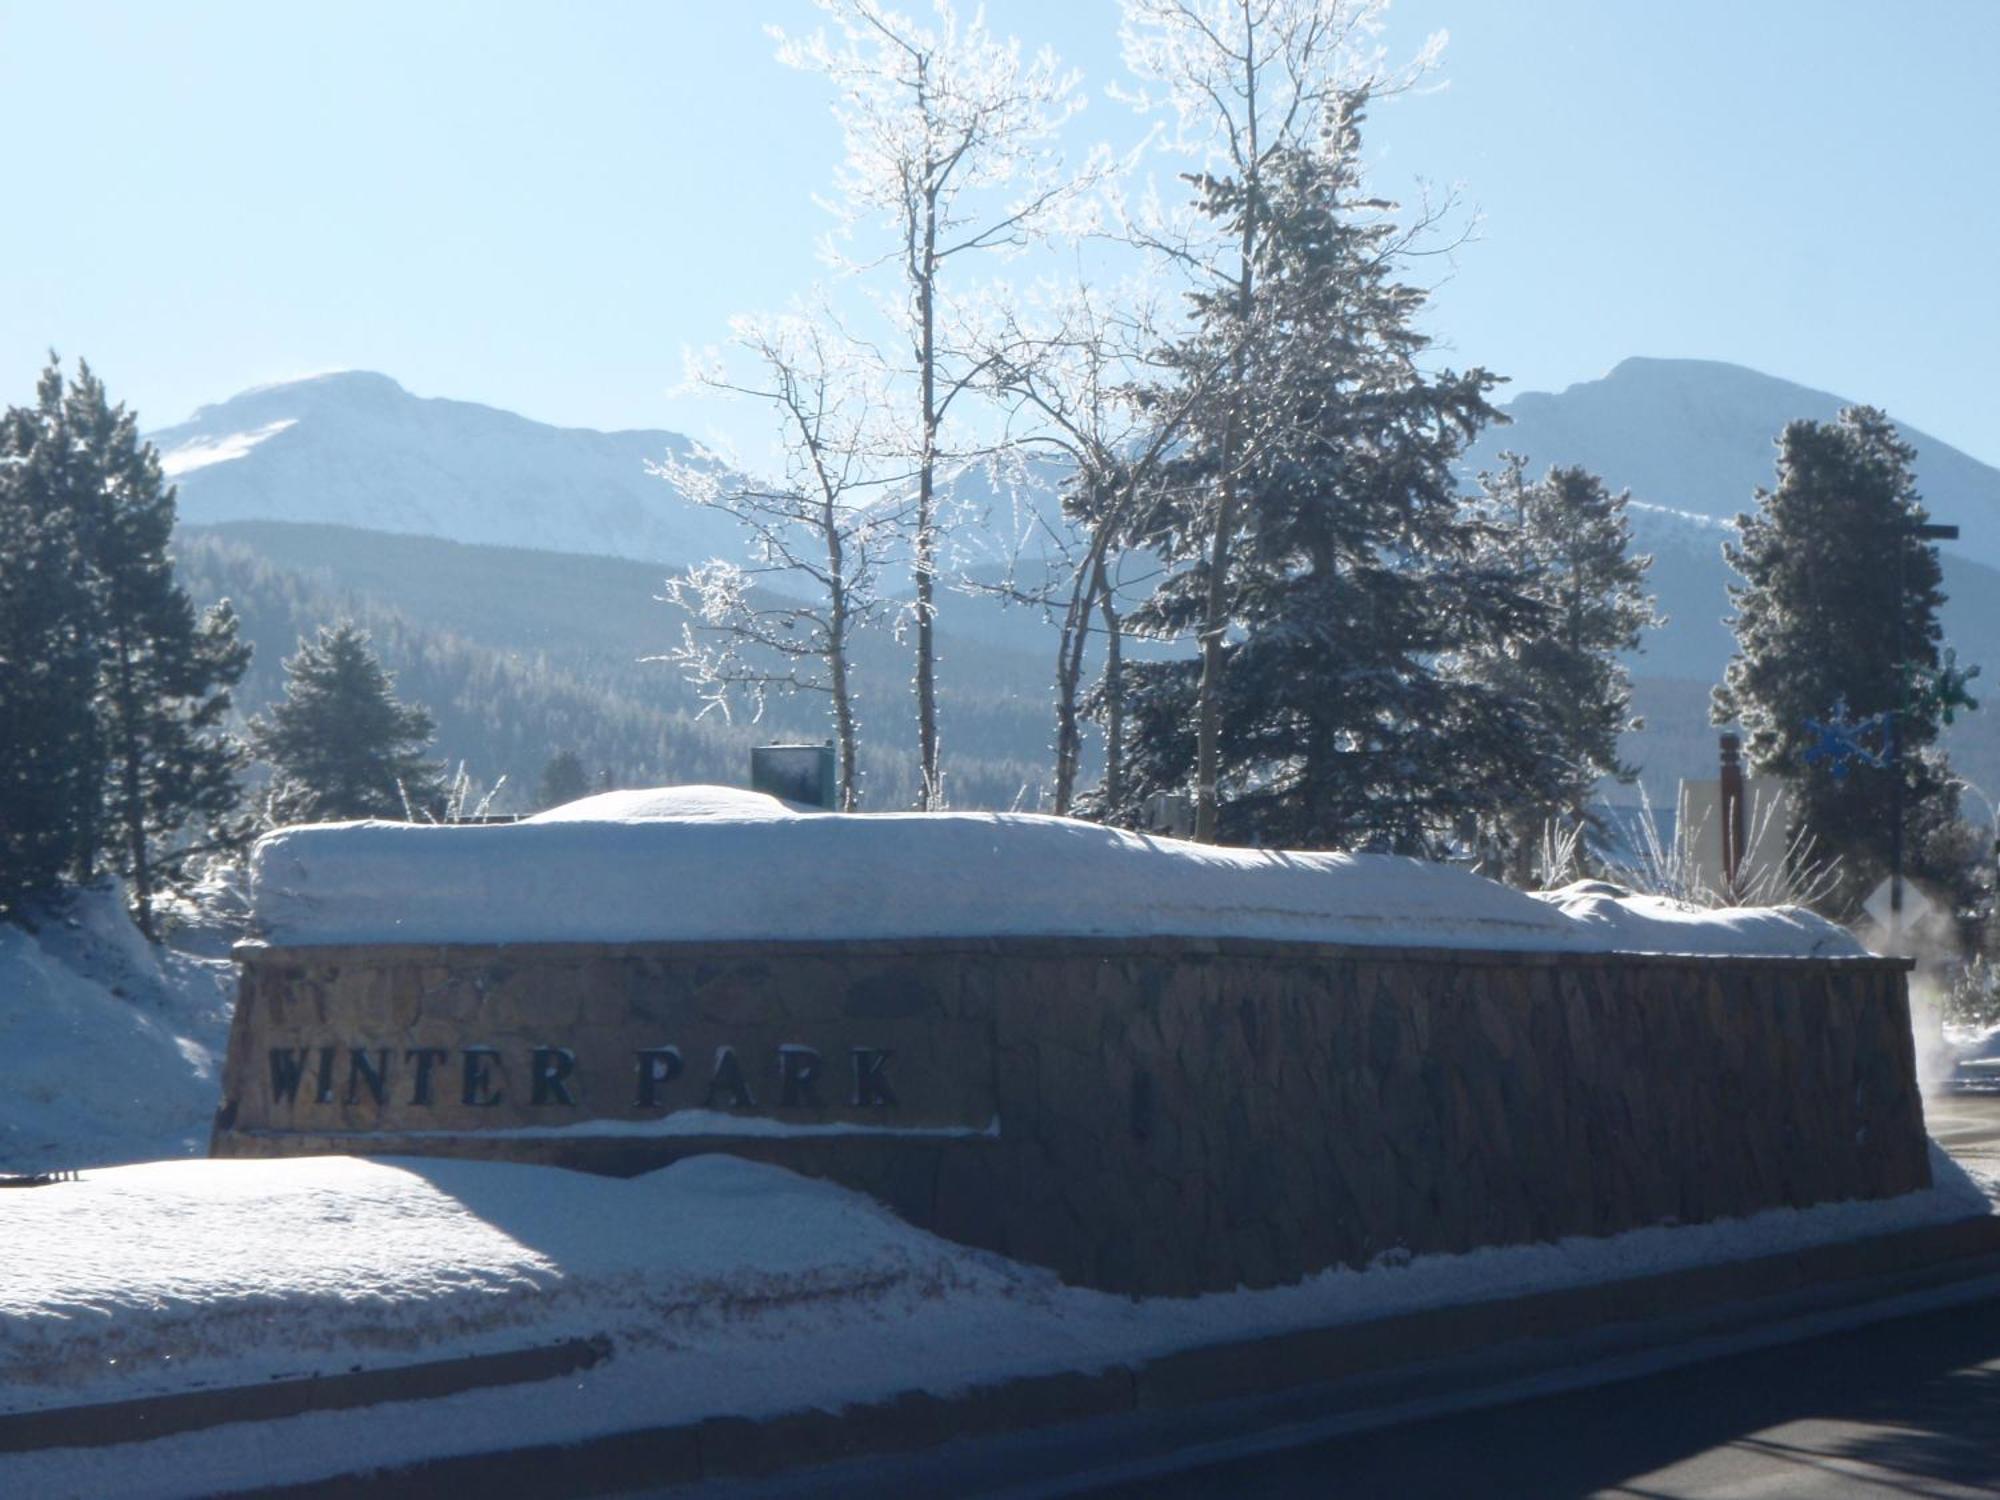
[{"left": 214, "top": 937, "right": 1929, "bottom": 1295}]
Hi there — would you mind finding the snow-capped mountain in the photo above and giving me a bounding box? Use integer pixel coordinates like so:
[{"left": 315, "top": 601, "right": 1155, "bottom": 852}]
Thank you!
[
  {"left": 1460, "top": 357, "right": 2000, "bottom": 682},
  {"left": 153, "top": 359, "right": 2000, "bottom": 690},
  {"left": 158, "top": 358, "right": 2000, "bottom": 574},
  {"left": 951, "top": 356, "right": 2000, "bottom": 681},
  {"left": 1465, "top": 356, "right": 2000, "bottom": 570},
  {"left": 151, "top": 358, "right": 2000, "bottom": 803},
  {"left": 149, "top": 371, "right": 747, "bottom": 566}
]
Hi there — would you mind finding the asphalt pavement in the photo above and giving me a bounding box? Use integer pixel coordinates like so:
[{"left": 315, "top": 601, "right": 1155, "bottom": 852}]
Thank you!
[
  {"left": 678, "top": 1096, "right": 2000, "bottom": 1500},
  {"left": 592, "top": 1095, "right": 2000, "bottom": 1500},
  {"left": 1067, "top": 1092, "right": 2000, "bottom": 1500},
  {"left": 1070, "top": 1280, "right": 2000, "bottom": 1499},
  {"left": 1926, "top": 1091, "right": 2000, "bottom": 1171}
]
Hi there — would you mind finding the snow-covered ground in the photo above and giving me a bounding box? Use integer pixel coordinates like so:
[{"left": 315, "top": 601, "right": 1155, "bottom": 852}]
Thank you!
[
  {"left": 0, "top": 820, "right": 1981, "bottom": 1496},
  {"left": 0, "top": 1146, "right": 1993, "bottom": 1498},
  {"left": 248, "top": 786, "right": 1866, "bottom": 957},
  {"left": 0, "top": 887, "right": 233, "bottom": 1175}
]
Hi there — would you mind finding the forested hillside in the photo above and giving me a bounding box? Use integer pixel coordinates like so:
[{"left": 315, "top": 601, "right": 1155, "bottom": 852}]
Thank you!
[
  {"left": 170, "top": 518, "right": 2000, "bottom": 823},
  {"left": 153, "top": 353, "right": 2000, "bottom": 828},
  {"left": 173, "top": 523, "right": 1060, "bottom": 812}
]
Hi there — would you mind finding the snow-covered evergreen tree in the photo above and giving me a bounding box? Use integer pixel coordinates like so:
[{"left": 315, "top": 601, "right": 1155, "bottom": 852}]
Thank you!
[
  {"left": 252, "top": 624, "right": 446, "bottom": 824},
  {"left": 0, "top": 376, "right": 100, "bottom": 913},
  {"left": 1714, "top": 406, "right": 1976, "bottom": 918},
  {"left": 1470, "top": 455, "right": 1659, "bottom": 876},
  {"left": 61, "top": 367, "right": 252, "bottom": 934},
  {"left": 1107, "top": 107, "right": 1536, "bottom": 854},
  {"left": 0, "top": 358, "right": 250, "bottom": 934},
  {"left": 1114, "top": 0, "right": 1446, "bottom": 842}
]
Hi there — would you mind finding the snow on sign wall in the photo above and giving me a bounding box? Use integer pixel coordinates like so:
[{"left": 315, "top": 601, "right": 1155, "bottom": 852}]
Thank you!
[
  {"left": 245, "top": 786, "right": 1866, "bottom": 957},
  {"left": 215, "top": 790, "right": 1920, "bottom": 1296}
]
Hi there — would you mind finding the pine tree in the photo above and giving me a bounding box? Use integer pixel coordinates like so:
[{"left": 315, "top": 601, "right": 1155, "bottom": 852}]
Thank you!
[
  {"left": 1108, "top": 107, "right": 1541, "bottom": 853},
  {"left": 0, "top": 378, "right": 99, "bottom": 913},
  {"left": 1714, "top": 406, "right": 1976, "bottom": 918},
  {"left": 60, "top": 367, "right": 252, "bottom": 933},
  {"left": 252, "top": 624, "right": 446, "bottom": 824},
  {"left": 1471, "top": 456, "right": 1660, "bottom": 876},
  {"left": 536, "top": 748, "right": 590, "bottom": 811},
  {"left": 0, "top": 358, "right": 250, "bottom": 934},
  {"left": 1116, "top": 0, "right": 1454, "bottom": 842}
]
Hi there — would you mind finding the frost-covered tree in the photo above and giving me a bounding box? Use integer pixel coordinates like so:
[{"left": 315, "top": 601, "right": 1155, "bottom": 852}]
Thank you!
[
  {"left": 1470, "top": 455, "right": 1660, "bottom": 876},
  {"left": 63, "top": 367, "right": 252, "bottom": 934},
  {"left": 1110, "top": 106, "right": 1533, "bottom": 854},
  {"left": 0, "top": 381, "right": 99, "bottom": 913},
  {"left": 0, "top": 358, "right": 251, "bottom": 935},
  {"left": 1115, "top": 0, "right": 1447, "bottom": 842},
  {"left": 976, "top": 277, "right": 1210, "bottom": 813},
  {"left": 652, "top": 312, "right": 898, "bottom": 810},
  {"left": 252, "top": 624, "right": 445, "bottom": 824},
  {"left": 1714, "top": 407, "right": 1977, "bottom": 918},
  {"left": 774, "top": 0, "right": 1093, "bottom": 807}
]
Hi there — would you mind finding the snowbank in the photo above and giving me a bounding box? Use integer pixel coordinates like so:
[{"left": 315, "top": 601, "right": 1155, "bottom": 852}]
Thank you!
[
  {"left": 1530, "top": 879, "right": 1865, "bottom": 959},
  {"left": 0, "top": 1154, "right": 995, "bottom": 1414},
  {"left": 247, "top": 787, "right": 1865, "bottom": 958},
  {"left": 0, "top": 888, "right": 233, "bottom": 1174},
  {"left": 0, "top": 1148, "right": 1990, "bottom": 1497}
]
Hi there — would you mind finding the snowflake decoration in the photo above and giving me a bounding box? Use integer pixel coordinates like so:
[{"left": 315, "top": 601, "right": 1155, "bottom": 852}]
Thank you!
[
  {"left": 1913, "top": 648, "right": 1982, "bottom": 726},
  {"left": 1801, "top": 698, "right": 1889, "bottom": 781}
]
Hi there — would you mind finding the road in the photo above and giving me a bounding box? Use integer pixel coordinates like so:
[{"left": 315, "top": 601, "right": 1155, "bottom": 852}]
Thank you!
[
  {"left": 1068, "top": 1093, "right": 2000, "bottom": 1500},
  {"left": 681, "top": 1098, "right": 2000, "bottom": 1500},
  {"left": 1067, "top": 1288, "right": 2000, "bottom": 1499},
  {"left": 1927, "top": 1090, "right": 2000, "bottom": 1172}
]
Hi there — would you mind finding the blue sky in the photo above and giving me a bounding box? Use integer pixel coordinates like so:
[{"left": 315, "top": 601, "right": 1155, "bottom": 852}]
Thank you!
[{"left": 2, "top": 0, "right": 1995, "bottom": 467}]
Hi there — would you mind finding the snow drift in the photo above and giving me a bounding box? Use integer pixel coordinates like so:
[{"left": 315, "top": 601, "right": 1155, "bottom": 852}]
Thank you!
[{"left": 0, "top": 888, "right": 233, "bottom": 1174}]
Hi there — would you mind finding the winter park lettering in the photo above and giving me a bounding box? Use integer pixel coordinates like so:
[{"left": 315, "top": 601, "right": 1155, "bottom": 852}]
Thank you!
[
  {"left": 217, "top": 929, "right": 1927, "bottom": 1296},
  {"left": 265, "top": 1042, "right": 900, "bottom": 1112}
]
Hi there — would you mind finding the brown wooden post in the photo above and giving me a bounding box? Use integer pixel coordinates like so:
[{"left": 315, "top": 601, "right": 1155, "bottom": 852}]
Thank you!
[{"left": 1720, "top": 733, "right": 1746, "bottom": 900}]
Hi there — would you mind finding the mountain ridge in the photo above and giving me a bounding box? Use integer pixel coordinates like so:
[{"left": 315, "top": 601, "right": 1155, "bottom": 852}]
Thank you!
[
  {"left": 179, "top": 370, "right": 689, "bottom": 443},
  {"left": 154, "top": 357, "right": 2000, "bottom": 567},
  {"left": 149, "top": 358, "right": 2000, "bottom": 804},
  {"left": 1466, "top": 356, "right": 2000, "bottom": 570},
  {"left": 148, "top": 370, "right": 740, "bottom": 566}
]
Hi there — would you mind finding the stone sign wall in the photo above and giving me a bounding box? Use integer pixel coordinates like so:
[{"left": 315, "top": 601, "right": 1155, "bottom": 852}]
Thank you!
[{"left": 213, "top": 936, "right": 1928, "bottom": 1296}]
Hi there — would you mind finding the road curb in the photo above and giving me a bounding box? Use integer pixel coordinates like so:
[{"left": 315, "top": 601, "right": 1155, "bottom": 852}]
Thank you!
[
  {"left": 199, "top": 1212, "right": 2000, "bottom": 1498},
  {"left": 0, "top": 1336, "right": 610, "bottom": 1457}
]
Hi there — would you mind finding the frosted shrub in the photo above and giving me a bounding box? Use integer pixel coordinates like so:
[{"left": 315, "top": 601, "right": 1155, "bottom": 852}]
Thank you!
[{"left": 1544, "top": 786, "right": 1840, "bottom": 910}]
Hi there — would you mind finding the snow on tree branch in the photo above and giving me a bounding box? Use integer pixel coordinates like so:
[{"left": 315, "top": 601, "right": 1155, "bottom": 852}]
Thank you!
[{"left": 647, "top": 306, "right": 898, "bottom": 809}]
